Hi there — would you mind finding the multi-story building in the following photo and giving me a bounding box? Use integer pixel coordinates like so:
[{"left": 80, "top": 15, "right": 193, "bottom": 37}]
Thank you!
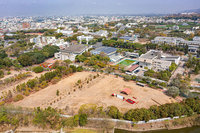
[
  {"left": 139, "top": 50, "right": 180, "bottom": 71},
  {"left": 30, "top": 36, "right": 69, "bottom": 48},
  {"left": 152, "top": 36, "right": 200, "bottom": 54},
  {"left": 93, "top": 30, "right": 108, "bottom": 37},
  {"left": 77, "top": 35, "right": 94, "bottom": 44},
  {"left": 54, "top": 44, "right": 89, "bottom": 61},
  {"left": 57, "top": 29, "right": 73, "bottom": 36},
  {"left": 152, "top": 36, "right": 200, "bottom": 46},
  {"left": 151, "top": 37, "right": 185, "bottom": 45}
]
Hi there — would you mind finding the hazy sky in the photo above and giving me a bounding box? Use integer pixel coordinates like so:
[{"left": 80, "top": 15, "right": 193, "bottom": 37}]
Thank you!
[{"left": 0, "top": 0, "right": 199, "bottom": 16}]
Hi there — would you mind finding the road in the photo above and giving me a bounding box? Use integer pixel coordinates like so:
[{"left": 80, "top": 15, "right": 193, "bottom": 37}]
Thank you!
[{"left": 169, "top": 61, "right": 185, "bottom": 83}]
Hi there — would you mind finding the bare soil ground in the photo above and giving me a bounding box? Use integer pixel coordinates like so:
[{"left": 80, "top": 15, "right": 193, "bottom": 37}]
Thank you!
[{"left": 14, "top": 72, "right": 175, "bottom": 113}]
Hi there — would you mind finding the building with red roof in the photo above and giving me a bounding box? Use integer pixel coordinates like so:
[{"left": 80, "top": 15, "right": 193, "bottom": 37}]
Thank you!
[
  {"left": 127, "top": 64, "right": 139, "bottom": 72},
  {"left": 121, "top": 88, "right": 131, "bottom": 95}
]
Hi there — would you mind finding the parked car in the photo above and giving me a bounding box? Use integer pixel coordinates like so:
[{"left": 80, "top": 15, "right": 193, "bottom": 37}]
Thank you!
[{"left": 126, "top": 99, "right": 135, "bottom": 104}]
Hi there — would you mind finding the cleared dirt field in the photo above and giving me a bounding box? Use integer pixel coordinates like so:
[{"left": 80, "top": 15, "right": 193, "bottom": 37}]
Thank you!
[{"left": 14, "top": 72, "right": 175, "bottom": 113}]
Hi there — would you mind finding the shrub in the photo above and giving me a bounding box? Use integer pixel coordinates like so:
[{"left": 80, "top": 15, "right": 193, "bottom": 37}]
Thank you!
[
  {"left": 107, "top": 106, "right": 122, "bottom": 119},
  {"left": 77, "top": 66, "right": 83, "bottom": 72},
  {"left": 56, "top": 90, "right": 59, "bottom": 96},
  {"left": 51, "top": 76, "right": 60, "bottom": 84},
  {"left": 167, "top": 86, "right": 180, "bottom": 98},
  {"left": 79, "top": 114, "right": 87, "bottom": 126},
  {"left": 13, "top": 94, "right": 24, "bottom": 102},
  {"left": 78, "top": 104, "right": 97, "bottom": 116},
  {"left": 26, "top": 79, "right": 38, "bottom": 89},
  {"left": 0, "top": 101, "right": 5, "bottom": 106},
  {"left": 63, "top": 117, "right": 75, "bottom": 128},
  {"left": 7, "top": 71, "right": 11, "bottom": 75},
  {"left": 32, "top": 66, "right": 44, "bottom": 73},
  {"left": 123, "top": 75, "right": 132, "bottom": 81},
  {"left": 39, "top": 81, "right": 48, "bottom": 89},
  {"left": 33, "top": 107, "right": 61, "bottom": 129},
  {"left": 0, "top": 70, "right": 4, "bottom": 78},
  {"left": 73, "top": 115, "right": 79, "bottom": 127}
]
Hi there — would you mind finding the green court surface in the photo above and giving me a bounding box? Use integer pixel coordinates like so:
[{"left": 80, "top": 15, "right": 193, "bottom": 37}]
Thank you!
[{"left": 117, "top": 59, "right": 135, "bottom": 66}]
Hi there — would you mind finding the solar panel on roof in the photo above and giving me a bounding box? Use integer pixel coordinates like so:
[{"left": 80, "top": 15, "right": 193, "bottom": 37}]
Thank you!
[{"left": 91, "top": 47, "right": 117, "bottom": 55}]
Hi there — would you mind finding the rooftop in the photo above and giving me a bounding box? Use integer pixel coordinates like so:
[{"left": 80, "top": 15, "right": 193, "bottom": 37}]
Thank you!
[
  {"left": 140, "top": 50, "right": 160, "bottom": 59},
  {"left": 91, "top": 46, "right": 117, "bottom": 55},
  {"left": 128, "top": 64, "right": 139, "bottom": 72},
  {"left": 61, "top": 44, "right": 87, "bottom": 54}
]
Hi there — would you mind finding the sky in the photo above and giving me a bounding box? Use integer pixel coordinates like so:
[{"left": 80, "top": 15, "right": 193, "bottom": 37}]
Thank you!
[{"left": 0, "top": 0, "right": 199, "bottom": 16}]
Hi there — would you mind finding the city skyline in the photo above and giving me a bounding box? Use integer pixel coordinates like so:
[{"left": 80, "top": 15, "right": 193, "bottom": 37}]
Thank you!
[{"left": 0, "top": 0, "right": 199, "bottom": 17}]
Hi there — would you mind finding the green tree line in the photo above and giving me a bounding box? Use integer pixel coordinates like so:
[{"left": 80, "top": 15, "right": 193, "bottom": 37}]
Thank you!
[{"left": 17, "top": 45, "right": 59, "bottom": 66}]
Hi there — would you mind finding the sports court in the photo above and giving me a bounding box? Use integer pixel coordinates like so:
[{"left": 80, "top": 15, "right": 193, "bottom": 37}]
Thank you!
[{"left": 117, "top": 59, "right": 136, "bottom": 67}]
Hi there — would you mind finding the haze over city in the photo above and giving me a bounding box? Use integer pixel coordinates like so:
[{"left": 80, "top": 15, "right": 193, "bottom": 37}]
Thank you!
[
  {"left": 0, "top": 0, "right": 200, "bottom": 132},
  {"left": 0, "top": 0, "right": 200, "bottom": 16}
]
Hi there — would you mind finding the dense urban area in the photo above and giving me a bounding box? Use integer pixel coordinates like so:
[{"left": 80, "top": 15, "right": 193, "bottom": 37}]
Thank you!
[{"left": 0, "top": 13, "right": 200, "bottom": 132}]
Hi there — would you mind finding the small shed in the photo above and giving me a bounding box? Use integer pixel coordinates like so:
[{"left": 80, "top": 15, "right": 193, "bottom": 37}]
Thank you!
[{"left": 121, "top": 88, "right": 131, "bottom": 95}]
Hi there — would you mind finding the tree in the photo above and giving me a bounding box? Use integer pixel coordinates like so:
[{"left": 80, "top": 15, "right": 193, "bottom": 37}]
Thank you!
[
  {"left": 56, "top": 90, "right": 59, "bottom": 96},
  {"left": 13, "top": 94, "right": 24, "bottom": 102},
  {"left": 0, "top": 70, "right": 4, "bottom": 78},
  {"left": 0, "top": 50, "right": 7, "bottom": 59},
  {"left": 79, "top": 114, "right": 87, "bottom": 126},
  {"left": 54, "top": 33, "right": 63, "bottom": 39},
  {"left": 123, "top": 75, "right": 132, "bottom": 81},
  {"left": 194, "top": 65, "right": 199, "bottom": 74},
  {"left": 107, "top": 106, "right": 121, "bottom": 119},
  {"left": 64, "top": 59, "right": 72, "bottom": 66},
  {"left": 26, "top": 79, "right": 38, "bottom": 89},
  {"left": 169, "top": 62, "right": 177, "bottom": 72},
  {"left": 32, "top": 66, "right": 44, "bottom": 73},
  {"left": 33, "top": 107, "right": 62, "bottom": 129},
  {"left": 167, "top": 86, "right": 180, "bottom": 98},
  {"left": 76, "top": 66, "right": 83, "bottom": 72},
  {"left": 17, "top": 45, "right": 59, "bottom": 66},
  {"left": 18, "top": 54, "right": 33, "bottom": 66}
]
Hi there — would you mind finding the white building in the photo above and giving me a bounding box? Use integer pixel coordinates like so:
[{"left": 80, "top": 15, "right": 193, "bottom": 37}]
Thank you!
[
  {"left": 184, "top": 30, "right": 195, "bottom": 35},
  {"left": 139, "top": 50, "right": 180, "bottom": 71},
  {"left": 54, "top": 44, "right": 89, "bottom": 61},
  {"left": 125, "top": 23, "right": 138, "bottom": 28},
  {"left": 193, "top": 36, "right": 200, "bottom": 42},
  {"left": 77, "top": 35, "right": 94, "bottom": 44},
  {"left": 152, "top": 36, "right": 200, "bottom": 47},
  {"left": 30, "top": 36, "right": 69, "bottom": 48},
  {"left": 93, "top": 30, "right": 108, "bottom": 37},
  {"left": 151, "top": 37, "right": 185, "bottom": 45},
  {"left": 57, "top": 29, "right": 73, "bottom": 36}
]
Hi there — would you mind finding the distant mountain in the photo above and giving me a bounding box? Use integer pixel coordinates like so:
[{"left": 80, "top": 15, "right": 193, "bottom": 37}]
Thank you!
[{"left": 181, "top": 8, "right": 200, "bottom": 14}]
